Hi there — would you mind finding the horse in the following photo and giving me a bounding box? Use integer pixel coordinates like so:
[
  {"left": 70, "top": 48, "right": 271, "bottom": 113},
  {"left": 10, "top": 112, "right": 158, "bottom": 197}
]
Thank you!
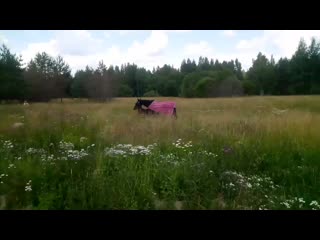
[
  {"left": 133, "top": 100, "right": 158, "bottom": 116},
  {"left": 133, "top": 98, "right": 177, "bottom": 119}
]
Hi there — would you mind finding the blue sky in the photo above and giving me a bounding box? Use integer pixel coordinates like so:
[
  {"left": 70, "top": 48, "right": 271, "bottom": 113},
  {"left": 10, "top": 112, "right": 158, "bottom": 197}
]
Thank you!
[{"left": 0, "top": 30, "right": 319, "bottom": 74}]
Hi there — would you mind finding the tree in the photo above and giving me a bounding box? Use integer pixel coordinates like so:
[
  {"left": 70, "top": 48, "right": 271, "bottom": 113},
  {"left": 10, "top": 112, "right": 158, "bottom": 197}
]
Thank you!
[
  {"left": 0, "top": 44, "right": 25, "bottom": 101},
  {"left": 24, "top": 52, "right": 56, "bottom": 101},
  {"left": 246, "top": 52, "right": 276, "bottom": 95},
  {"left": 70, "top": 66, "right": 93, "bottom": 98},
  {"left": 53, "top": 55, "right": 72, "bottom": 102},
  {"left": 118, "top": 84, "right": 133, "bottom": 97},
  {"left": 289, "top": 38, "right": 311, "bottom": 94},
  {"left": 234, "top": 59, "right": 244, "bottom": 81},
  {"left": 85, "top": 60, "right": 115, "bottom": 101},
  {"left": 274, "top": 58, "right": 291, "bottom": 95}
]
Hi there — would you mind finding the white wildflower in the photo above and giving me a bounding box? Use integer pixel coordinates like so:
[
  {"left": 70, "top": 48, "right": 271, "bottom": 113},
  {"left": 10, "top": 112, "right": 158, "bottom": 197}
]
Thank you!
[
  {"left": 59, "top": 140, "right": 74, "bottom": 151},
  {"left": 8, "top": 163, "right": 16, "bottom": 169},
  {"left": 26, "top": 148, "right": 46, "bottom": 155},
  {"left": 281, "top": 202, "right": 291, "bottom": 208},
  {"left": 25, "top": 180, "right": 32, "bottom": 192},
  {"left": 3, "top": 140, "right": 14, "bottom": 150},
  {"left": 310, "top": 201, "right": 320, "bottom": 209},
  {"left": 66, "top": 149, "right": 89, "bottom": 160}
]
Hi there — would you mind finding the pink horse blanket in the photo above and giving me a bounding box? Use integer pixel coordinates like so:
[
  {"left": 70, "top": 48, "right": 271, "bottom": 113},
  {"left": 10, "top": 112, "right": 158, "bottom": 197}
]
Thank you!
[{"left": 148, "top": 101, "right": 176, "bottom": 115}]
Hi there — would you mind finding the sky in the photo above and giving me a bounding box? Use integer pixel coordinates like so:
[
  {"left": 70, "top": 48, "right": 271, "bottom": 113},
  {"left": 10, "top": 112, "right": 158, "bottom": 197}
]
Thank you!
[{"left": 0, "top": 30, "right": 320, "bottom": 74}]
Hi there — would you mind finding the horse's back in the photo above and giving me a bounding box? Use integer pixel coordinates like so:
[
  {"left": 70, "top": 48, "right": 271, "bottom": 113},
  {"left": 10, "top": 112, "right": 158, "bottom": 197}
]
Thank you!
[{"left": 148, "top": 101, "right": 176, "bottom": 115}]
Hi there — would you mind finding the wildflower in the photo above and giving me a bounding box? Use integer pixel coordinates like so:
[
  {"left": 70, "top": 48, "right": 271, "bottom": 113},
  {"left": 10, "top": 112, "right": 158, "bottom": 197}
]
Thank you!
[
  {"left": 281, "top": 202, "right": 291, "bottom": 208},
  {"left": 310, "top": 201, "right": 320, "bottom": 209},
  {"left": 26, "top": 148, "right": 46, "bottom": 155},
  {"left": 59, "top": 140, "right": 74, "bottom": 151},
  {"left": 3, "top": 140, "right": 14, "bottom": 150},
  {"left": 80, "top": 137, "right": 88, "bottom": 143},
  {"left": 25, "top": 180, "right": 32, "bottom": 192},
  {"left": 8, "top": 164, "right": 15, "bottom": 169},
  {"left": 310, "top": 201, "right": 319, "bottom": 206},
  {"left": 66, "top": 149, "right": 89, "bottom": 160}
]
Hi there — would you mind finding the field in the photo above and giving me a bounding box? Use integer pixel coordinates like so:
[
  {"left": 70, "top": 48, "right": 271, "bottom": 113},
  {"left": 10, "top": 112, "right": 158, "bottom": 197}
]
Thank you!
[{"left": 1, "top": 96, "right": 320, "bottom": 210}]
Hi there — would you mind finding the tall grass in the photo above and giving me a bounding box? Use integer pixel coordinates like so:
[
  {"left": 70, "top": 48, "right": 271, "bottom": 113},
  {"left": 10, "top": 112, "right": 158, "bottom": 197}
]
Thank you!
[{"left": 0, "top": 96, "right": 320, "bottom": 210}]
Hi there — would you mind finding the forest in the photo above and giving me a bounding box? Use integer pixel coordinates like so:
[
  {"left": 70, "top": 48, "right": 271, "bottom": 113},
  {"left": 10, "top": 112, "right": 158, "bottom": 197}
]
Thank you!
[{"left": 1, "top": 37, "right": 320, "bottom": 102}]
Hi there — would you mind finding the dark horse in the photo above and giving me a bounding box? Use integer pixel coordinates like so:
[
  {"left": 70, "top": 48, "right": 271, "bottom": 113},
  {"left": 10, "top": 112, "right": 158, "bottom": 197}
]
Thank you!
[
  {"left": 133, "top": 99, "right": 177, "bottom": 118},
  {"left": 133, "top": 99, "right": 158, "bottom": 115}
]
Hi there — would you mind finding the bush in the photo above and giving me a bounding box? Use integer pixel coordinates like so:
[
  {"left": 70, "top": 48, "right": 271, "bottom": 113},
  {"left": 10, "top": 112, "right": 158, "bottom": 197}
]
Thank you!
[
  {"left": 118, "top": 85, "right": 133, "bottom": 97},
  {"left": 242, "top": 80, "right": 256, "bottom": 95},
  {"left": 143, "top": 90, "right": 160, "bottom": 97}
]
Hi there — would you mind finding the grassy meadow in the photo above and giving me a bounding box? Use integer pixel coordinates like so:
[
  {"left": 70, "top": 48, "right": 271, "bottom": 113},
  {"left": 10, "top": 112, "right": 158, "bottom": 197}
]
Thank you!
[{"left": 0, "top": 96, "right": 320, "bottom": 210}]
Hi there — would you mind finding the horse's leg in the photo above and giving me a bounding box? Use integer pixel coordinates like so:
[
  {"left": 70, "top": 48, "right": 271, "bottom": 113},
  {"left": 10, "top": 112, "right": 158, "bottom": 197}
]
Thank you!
[{"left": 173, "top": 108, "right": 177, "bottom": 119}]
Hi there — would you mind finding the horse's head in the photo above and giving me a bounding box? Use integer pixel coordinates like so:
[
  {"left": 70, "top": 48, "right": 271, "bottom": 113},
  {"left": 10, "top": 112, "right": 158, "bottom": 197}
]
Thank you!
[{"left": 133, "top": 99, "right": 142, "bottom": 110}]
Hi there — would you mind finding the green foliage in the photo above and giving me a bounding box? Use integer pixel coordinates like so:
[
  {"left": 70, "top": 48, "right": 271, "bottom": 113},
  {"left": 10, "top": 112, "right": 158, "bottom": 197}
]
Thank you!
[
  {"left": 242, "top": 80, "right": 257, "bottom": 95},
  {"left": 143, "top": 90, "right": 160, "bottom": 97},
  {"left": 1, "top": 37, "right": 320, "bottom": 101},
  {"left": 181, "top": 69, "right": 242, "bottom": 97},
  {"left": 0, "top": 44, "right": 25, "bottom": 101},
  {"left": 118, "top": 84, "right": 134, "bottom": 97}
]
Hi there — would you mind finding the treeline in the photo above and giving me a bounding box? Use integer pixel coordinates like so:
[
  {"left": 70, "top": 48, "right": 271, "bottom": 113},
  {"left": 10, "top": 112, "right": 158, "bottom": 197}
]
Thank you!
[{"left": 1, "top": 37, "right": 320, "bottom": 102}]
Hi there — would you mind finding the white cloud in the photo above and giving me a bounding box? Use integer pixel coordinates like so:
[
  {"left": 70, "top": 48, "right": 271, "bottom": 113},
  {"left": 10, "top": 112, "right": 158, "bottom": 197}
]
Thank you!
[
  {"left": 184, "top": 41, "right": 214, "bottom": 57},
  {"left": 103, "top": 32, "right": 111, "bottom": 38},
  {"left": 112, "top": 30, "right": 140, "bottom": 36},
  {"left": 112, "top": 30, "right": 192, "bottom": 36},
  {"left": 0, "top": 34, "right": 8, "bottom": 44},
  {"left": 20, "top": 30, "right": 320, "bottom": 74},
  {"left": 127, "top": 30, "right": 169, "bottom": 57},
  {"left": 222, "top": 30, "right": 236, "bottom": 37},
  {"left": 164, "top": 30, "right": 192, "bottom": 33},
  {"left": 237, "top": 30, "right": 320, "bottom": 57},
  {"left": 232, "top": 30, "right": 320, "bottom": 69},
  {"left": 54, "top": 30, "right": 104, "bottom": 56},
  {"left": 20, "top": 30, "right": 172, "bottom": 74},
  {"left": 21, "top": 30, "right": 106, "bottom": 67},
  {"left": 21, "top": 40, "right": 58, "bottom": 65},
  {"left": 183, "top": 31, "right": 320, "bottom": 70}
]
